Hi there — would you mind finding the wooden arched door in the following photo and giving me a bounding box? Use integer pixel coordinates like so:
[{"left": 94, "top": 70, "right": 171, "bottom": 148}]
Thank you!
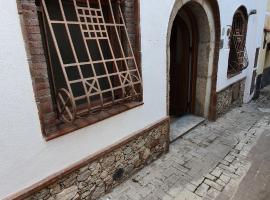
[{"left": 169, "top": 14, "right": 197, "bottom": 117}]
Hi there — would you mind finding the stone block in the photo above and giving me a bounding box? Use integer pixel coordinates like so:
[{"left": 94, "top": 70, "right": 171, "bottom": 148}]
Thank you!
[
  {"left": 211, "top": 167, "right": 223, "bottom": 178},
  {"left": 204, "top": 179, "right": 223, "bottom": 191},
  {"left": 56, "top": 186, "right": 78, "bottom": 200},
  {"left": 195, "top": 183, "right": 209, "bottom": 197},
  {"left": 220, "top": 174, "right": 230, "bottom": 184}
]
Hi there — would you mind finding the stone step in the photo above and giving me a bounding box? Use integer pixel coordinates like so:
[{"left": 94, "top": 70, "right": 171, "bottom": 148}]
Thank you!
[{"left": 170, "top": 114, "right": 205, "bottom": 142}]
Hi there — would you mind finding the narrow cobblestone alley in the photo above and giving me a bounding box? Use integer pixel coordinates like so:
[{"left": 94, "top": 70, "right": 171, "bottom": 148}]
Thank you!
[{"left": 101, "top": 86, "right": 270, "bottom": 200}]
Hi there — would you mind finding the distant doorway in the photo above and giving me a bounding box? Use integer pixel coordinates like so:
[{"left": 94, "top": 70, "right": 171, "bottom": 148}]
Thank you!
[{"left": 169, "top": 7, "right": 198, "bottom": 117}]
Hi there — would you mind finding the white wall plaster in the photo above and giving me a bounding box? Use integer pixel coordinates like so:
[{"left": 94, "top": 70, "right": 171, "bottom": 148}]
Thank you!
[
  {"left": 0, "top": 0, "right": 171, "bottom": 198},
  {"left": 0, "top": 0, "right": 267, "bottom": 198}
]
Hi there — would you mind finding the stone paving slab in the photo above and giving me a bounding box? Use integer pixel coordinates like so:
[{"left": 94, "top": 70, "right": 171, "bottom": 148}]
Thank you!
[
  {"left": 217, "top": 128, "right": 270, "bottom": 200},
  {"left": 101, "top": 87, "right": 270, "bottom": 200},
  {"left": 170, "top": 115, "right": 205, "bottom": 142}
]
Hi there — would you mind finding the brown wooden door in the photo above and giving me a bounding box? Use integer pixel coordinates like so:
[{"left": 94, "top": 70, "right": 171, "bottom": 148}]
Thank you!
[{"left": 169, "top": 16, "right": 192, "bottom": 116}]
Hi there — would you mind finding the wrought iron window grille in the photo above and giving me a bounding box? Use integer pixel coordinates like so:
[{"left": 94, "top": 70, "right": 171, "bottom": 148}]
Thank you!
[
  {"left": 228, "top": 9, "right": 249, "bottom": 76},
  {"left": 40, "top": 0, "right": 142, "bottom": 123}
]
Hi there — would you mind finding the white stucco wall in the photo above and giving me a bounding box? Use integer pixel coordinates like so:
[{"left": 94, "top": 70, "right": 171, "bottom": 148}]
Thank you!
[
  {"left": 0, "top": 0, "right": 268, "bottom": 198},
  {"left": 0, "top": 1, "right": 173, "bottom": 198},
  {"left": 217, "top": 0, "right": 267, "bottom": 102}
]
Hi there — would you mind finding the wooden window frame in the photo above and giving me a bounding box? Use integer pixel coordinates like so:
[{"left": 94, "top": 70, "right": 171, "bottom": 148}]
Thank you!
[{"left": 17, "top": 0, "right": 142, "bottom": 141}]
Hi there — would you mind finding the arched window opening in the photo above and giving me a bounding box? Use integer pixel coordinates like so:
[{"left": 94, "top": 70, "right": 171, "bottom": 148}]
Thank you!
[
  {"left": 228, "top": 6, "right": 249, "bottom": 77},
  {"left": 17, "top": 0, "right": 142, "bottom": 139}
]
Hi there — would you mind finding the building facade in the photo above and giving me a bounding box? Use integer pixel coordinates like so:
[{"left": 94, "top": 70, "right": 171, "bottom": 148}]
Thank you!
[
  {"left": 0, "top": 0, "right": 267, "bottom": 199},
  {"left": 216, "top": 0, "right": 267, "bottom": 115},
  {"left": 256, "top": 0, "right": 270, "bottom": 94}
]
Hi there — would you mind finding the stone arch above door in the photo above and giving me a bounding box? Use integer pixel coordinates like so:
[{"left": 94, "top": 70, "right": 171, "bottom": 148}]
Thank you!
[{"left": 167, "top": 0, "right": 221, "bottom": 120}]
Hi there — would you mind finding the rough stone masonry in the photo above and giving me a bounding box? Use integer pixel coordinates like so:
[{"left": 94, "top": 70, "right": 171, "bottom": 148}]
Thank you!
[{"left": 19, "top": 119, "right": 169, "bottom": 200}]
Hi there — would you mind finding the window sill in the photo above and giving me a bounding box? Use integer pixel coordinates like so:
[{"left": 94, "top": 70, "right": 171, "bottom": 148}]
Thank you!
[
  {"left": 227, "top": 71, "right": 242, "bottom": 79},
  {"left": 44, "top": 101, "right": 144, "bottom": 141}
]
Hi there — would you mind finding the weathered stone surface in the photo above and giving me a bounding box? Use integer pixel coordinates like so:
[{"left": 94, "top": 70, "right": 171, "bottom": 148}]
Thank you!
[
  {"left": 195, "top": 183, "right": 209, "bottom": 197},
  {"left": 62, "top": 173, "right": 77, "bottom": 188},
  {"left": 49, "top": 183, "right": 62, "bottom": 194},
  {"left": 81, "top": 191, "right": 91, "bottom": 199},
  {"left": 100, "top": 170, "right": 108, "bottom": 179},
  {"left": 36, "top": 189, "right": 50, "bottom": 199},
  {"left": 204, "top": 179, "right": 223, "bottom": 191},
  {"left": 207, "top": 187, "right": 220, "bottom": 199},
  {"left": 142, "top": 148, "right": 151, "bottom": 160},
  {"left": 91, "top": 184, "right": 105, "bottom": 199},
  {"left": 205, "top": 174, "right": 216, "bottom": 181},
  {"left": 78, "top": 182, "right": 88, "bottom": 189},
  {"left": 56, "top": 186, "right": 78, "bottom": 200},
  {"left": 211, "top": 167, "right": 222, "bottom": 178},
  {"left": 220, "top": 174, "right": 231, "bottom": 184},
  {"left": 102, "top": 155, "right": 115, "bottom": 168},
  {"left": 79, "top": 165, "right": 89, "bottom": 174},
  {"left": 91, "top": 163, "right": 102, "bottom": 176},
  {"left": 216, "top": 79, "right": 245, "bottom": 117},
  {"left": 77, "top": 170, "right": 91, "bottom": 182}
]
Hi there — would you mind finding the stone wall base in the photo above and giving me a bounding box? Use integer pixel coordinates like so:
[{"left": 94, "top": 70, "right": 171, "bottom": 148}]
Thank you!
[
  {"left": 6, "top": 118, "right": 170, "bottom": 200},
  {"left": 216, "top": 79, "right": 245, "bottom": 117}
]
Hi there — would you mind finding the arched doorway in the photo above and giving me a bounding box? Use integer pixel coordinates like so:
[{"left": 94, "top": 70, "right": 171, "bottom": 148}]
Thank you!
[{"left": 167, "top": 0, "right": 220, "bottom": 140}]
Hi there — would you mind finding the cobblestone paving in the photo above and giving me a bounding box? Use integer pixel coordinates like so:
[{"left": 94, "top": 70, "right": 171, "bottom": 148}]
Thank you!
[{"left": 101, "top": 87, "right": 270, "bottom": 200}]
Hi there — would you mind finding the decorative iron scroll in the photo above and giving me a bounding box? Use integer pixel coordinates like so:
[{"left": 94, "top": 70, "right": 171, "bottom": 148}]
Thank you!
[
  {"left": 41, "top": 0, "right": 142, "bottom": 123},
  {"left": 228, "top": 10, "right": 249, "bottom": 74}
]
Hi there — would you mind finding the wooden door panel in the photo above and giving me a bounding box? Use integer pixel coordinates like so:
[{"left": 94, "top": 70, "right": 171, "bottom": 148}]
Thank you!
[{"left": 170, "top": 16, "right": 191, "bottom": 116}]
